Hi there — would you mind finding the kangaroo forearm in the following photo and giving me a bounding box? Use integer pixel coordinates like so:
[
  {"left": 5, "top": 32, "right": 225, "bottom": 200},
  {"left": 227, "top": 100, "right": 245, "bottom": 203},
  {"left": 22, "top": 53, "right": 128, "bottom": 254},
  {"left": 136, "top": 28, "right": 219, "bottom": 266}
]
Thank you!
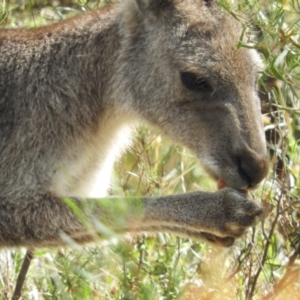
[
  {"left": 0, "top": 195, "right": 145, "bottom": 247},
  {"left": 142, "top": 191, "right": 224, "bottom": 234},
  {"left": 70, "top": 190, "right": 259, "bottom": 240},
  {"left": 76, "top": 192, "right": 222, "bottom": 235},
  {"left": 66, "top": 193, "right": 237, "bottom": 247},
  {"left": 0, "top": 188, "right": 262, "bottom": 248},
  {"left": 11, "top": 193, "right": 219, "bottom": 244},
  {"left": 70, "top": 196, "right": 146, "bottom": 233}
]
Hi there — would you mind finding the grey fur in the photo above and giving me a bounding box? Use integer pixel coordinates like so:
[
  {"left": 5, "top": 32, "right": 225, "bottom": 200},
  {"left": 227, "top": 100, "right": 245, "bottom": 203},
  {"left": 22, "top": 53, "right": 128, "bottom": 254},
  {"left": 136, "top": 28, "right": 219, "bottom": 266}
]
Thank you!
[{"left": 0, "top": 0, "right": 268, "bottom": 248}]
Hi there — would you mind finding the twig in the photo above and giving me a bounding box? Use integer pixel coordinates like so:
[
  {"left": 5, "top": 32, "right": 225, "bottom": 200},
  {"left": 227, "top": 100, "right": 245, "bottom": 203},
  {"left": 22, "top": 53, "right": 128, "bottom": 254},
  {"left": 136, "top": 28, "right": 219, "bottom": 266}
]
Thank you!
[
  {"left": 262, "top": 246, "right": 300, "bottom": 300},
  {"left": 12, "top": 249, "right": 34, "bottom": 300},
  {"left": 246, "top": 193, "right": 283, "bottom": 300}
]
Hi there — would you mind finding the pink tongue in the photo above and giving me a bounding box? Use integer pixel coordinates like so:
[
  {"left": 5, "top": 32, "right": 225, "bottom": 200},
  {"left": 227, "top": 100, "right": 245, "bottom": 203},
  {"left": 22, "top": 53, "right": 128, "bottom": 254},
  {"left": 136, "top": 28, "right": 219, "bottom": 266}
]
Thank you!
[
  {"left": 217, "top": 179, "right": 227, "bottom": 190},
  {"left": 217, "top": 178, "right": 249, "bottom": 194}
]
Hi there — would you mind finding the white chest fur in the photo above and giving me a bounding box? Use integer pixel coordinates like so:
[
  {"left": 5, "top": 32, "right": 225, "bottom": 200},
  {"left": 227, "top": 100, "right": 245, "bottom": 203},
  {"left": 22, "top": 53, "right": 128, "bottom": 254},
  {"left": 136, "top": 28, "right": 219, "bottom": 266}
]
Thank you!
[{"left": 50, "top": 119, "right": 134, "bottom": 198}]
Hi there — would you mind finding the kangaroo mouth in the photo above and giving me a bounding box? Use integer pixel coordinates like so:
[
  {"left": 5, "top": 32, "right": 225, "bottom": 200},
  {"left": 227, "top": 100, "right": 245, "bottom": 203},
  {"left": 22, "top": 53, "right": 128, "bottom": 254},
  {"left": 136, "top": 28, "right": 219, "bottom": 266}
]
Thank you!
[
  {"left": 217, "top": 178, "right": 227, "bottom": 190},
  {"left": 217, "top": 178, "right": 248, "bottom": 193},
  {"left": 202, "top": 162, "right": 251, "bottom": 191}
]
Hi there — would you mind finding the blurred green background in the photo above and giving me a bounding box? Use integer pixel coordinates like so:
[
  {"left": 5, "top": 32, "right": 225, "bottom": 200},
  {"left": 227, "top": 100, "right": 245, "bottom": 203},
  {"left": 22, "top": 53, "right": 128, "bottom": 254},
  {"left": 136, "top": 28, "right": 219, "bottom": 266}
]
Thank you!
[{"left": 0, "top": 0, "right": 299, "bottom": 299}]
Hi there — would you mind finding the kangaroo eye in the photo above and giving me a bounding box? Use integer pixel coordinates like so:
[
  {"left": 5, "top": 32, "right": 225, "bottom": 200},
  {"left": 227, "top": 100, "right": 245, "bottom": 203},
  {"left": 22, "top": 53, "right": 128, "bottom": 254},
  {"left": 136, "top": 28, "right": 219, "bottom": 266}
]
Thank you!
[{"left": 180, "top": 72, "right": 213, "bottom": 93}]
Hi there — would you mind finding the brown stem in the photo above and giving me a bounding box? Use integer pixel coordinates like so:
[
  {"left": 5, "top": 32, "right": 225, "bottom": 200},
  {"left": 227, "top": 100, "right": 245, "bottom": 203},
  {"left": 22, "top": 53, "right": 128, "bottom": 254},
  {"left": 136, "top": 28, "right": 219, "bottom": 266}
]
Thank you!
[
  {"left": 246, "top": 193, "right": 283, "bottom": 300},
  {"left": 262, "top": 246, "right": 300, "bottom": 300},
  {"left": 12, "top": 249, "right": 35, "bottom": 300}
]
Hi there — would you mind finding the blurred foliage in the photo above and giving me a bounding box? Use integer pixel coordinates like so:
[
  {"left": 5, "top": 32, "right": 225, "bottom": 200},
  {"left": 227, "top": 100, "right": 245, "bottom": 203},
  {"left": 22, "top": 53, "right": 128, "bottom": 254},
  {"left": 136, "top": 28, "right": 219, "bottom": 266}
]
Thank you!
[{"left": 0, "top": 0, "right": 300, "bottom": 299}]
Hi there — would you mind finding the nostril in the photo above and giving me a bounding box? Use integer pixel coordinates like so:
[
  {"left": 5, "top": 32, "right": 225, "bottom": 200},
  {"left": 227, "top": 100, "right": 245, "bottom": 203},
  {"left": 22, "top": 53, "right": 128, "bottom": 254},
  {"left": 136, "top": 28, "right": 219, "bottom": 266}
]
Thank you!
[
  {"left": 237, "top": 157, "right": 252, "bottom": 187},
  {"left": 236, "top": 152, "right": 269, "bottom": 188}
]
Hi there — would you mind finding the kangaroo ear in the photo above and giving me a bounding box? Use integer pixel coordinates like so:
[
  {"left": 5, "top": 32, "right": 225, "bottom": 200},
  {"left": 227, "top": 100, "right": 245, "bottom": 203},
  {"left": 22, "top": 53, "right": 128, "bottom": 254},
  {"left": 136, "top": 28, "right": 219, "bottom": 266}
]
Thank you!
[
  {"left": 135, "top": 0, "right": 213, "bottom": 15},
  {"left": 135, "top": 0, "right": 174, "bottom": 15}
]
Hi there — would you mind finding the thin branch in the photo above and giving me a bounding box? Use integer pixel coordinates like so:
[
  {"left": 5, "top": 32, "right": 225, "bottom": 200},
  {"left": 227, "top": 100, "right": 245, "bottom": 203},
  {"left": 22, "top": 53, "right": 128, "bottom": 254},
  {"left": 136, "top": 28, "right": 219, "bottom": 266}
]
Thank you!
[
  {"left": 262, "top": 246, "right": 300, "bottom": 300},
  {"left": 12, "top": 249, "right": 35, "bottom": 300},
  {"left": 246, "top": 193, "right": 283, "bottom": 300}
]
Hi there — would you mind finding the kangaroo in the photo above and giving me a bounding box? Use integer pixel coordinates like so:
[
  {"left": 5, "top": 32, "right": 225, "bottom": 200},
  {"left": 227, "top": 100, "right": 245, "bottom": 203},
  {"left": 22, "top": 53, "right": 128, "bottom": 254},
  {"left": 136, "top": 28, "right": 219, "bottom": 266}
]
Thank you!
[{"left": 0, "top": 0, "right": 269, "bottom": 249}]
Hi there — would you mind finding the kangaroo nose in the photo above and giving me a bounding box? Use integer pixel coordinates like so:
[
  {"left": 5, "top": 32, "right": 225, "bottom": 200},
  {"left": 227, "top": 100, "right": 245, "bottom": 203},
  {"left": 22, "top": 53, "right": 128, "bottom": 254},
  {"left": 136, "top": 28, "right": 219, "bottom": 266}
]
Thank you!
[{"left": 237, "top": 150, "right": 269, "bottom": 188}]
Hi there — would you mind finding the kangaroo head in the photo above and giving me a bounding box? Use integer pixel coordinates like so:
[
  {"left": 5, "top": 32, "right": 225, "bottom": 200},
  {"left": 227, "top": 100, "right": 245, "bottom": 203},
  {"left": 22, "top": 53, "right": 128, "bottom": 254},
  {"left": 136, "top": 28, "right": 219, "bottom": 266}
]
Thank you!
[{"left": 119, "top": 0, "right": 269, "bottom": 189}]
